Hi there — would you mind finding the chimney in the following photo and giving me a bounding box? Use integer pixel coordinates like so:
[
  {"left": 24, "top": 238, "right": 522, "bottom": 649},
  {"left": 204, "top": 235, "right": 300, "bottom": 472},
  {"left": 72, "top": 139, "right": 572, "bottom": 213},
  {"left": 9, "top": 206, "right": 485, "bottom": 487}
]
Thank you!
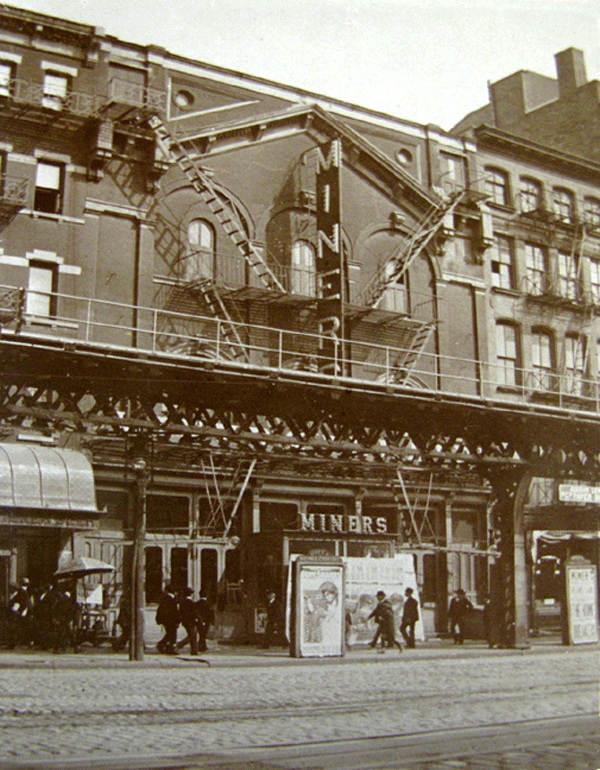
[{"left": 555, "top": 48, "right": 587, "bottom": 95}]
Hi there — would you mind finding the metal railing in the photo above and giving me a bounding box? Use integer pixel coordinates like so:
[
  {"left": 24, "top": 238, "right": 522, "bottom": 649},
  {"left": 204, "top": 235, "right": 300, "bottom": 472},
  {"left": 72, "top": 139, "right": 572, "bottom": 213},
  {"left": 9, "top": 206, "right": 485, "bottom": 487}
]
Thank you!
[
  {"left": 0, "top": 77, "right": 167, "bottom": 119},
  {"left": 2, "top": 284, "right": 600, "bottom": 416}
]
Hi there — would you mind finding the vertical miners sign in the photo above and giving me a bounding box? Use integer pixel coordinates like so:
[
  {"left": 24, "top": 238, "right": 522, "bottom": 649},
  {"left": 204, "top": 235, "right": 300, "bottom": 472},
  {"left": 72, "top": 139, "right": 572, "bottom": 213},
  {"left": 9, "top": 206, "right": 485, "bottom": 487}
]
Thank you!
[{"left": 316, "top": 139, "right": 344, "bottom": 375}]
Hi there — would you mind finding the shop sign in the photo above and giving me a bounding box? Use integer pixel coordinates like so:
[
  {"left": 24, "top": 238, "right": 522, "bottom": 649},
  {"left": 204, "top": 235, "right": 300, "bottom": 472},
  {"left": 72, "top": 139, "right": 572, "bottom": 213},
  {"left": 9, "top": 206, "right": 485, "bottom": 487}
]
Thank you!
[
  {"left": 558, "top": 483, "right": 600, "bottom": 504},
  {"left": 299, "top": 512, "right": 388, "bottom": 534},
  {"left": 0, "top": 513, "right": 98, "bottom": 530},
  {"left": 565, "top": 561, "right": 599, "bottom": 644}
]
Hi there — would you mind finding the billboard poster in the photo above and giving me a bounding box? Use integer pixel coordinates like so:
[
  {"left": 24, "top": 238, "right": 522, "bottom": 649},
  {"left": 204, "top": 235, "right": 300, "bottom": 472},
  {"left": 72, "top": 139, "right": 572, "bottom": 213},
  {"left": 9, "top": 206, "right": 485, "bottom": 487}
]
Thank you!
[
  {"left": 293, "top": 559, "right": 345, "bottom": 657},
  {"left": 344, "top": 555, "right": 425, "bottom": 645},
  {"left": 566, "top": 561, "right": 599, "bottom": 645}
]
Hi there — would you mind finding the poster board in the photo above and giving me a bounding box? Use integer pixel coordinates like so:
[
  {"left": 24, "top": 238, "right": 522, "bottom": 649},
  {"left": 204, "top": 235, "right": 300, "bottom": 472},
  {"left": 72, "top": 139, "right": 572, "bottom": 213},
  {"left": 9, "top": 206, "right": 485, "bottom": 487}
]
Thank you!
[
  {"left": 565, "top": 560, "right": 599, "bottom": 645},
  {"left": 291, "top": 557, "right": 345, "bottom": 658},
  {"left": 344, "top": 555, "right": 425, "bottom": 645}
]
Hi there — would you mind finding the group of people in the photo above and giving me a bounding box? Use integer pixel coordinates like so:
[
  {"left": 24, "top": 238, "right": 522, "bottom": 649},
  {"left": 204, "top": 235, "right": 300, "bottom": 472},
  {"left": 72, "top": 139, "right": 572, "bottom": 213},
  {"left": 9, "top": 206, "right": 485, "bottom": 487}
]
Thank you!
[
  {"left": 2, "top": 578, "right": 81, "bottom": 653},
  {"left": 155, "top": 584, "right": 215, "bottom": 655},
  {"left": 367, "top": 587, "right": 420, "bottom": 653}
]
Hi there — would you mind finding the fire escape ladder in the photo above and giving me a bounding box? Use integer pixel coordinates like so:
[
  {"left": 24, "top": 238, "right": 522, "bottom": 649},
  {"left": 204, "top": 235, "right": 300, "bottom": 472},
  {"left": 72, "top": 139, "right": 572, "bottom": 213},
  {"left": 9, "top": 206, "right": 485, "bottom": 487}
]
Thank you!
[
  {"left": 188, "top": 277, "right": 249, "bottom": 362},
  {"left": 362, "top": 190, "right": 466, "bottom": 309},
  {"left": 392, "top": 320, "right": 436, "bottom": 383},
  {"left": 148, "top": 116, "right": 286, "bottom": 293}
]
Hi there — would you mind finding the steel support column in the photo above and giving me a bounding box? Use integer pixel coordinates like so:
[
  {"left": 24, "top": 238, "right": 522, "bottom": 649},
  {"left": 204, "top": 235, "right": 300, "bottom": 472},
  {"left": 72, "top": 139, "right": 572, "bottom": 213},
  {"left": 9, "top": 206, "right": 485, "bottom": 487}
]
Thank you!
[{"left": 490, "top": 470, "right": 531, "bottom": 648}]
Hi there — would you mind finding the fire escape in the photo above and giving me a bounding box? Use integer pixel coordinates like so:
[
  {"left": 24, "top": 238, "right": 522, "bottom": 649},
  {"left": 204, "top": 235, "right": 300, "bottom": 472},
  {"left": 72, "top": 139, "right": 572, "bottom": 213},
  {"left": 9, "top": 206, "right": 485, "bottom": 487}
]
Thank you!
[
  {"left": 147, "top": 115, "right": 290, "bottom": 363},
  {"left": 356, "top": 190, "right": 467, "bottom": 384}
]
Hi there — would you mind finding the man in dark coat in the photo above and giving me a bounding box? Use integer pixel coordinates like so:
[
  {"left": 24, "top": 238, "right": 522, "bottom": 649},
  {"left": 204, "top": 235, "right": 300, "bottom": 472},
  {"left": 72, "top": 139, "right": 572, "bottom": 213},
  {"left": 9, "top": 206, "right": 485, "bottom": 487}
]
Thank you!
[
  {"left": 368, "top": 590, "right": 402, "bottom": 653},
  {"left": 196, "top": 593, "right": 215, "bottom": 653},
  {"left": 448, "top": 588, "right": 473, "bottom": 645},
  {"left": 262, "top": 590, "right": 284, "bottom": 649},
  {"left": 399, "top": 587, "right": 419, "bottom": 648},
  {"left": 156, "top": 584, "right": 179, "bottom": 654},
  {"left": 176, "top": 587, "right": 198, "bottom": 655}
]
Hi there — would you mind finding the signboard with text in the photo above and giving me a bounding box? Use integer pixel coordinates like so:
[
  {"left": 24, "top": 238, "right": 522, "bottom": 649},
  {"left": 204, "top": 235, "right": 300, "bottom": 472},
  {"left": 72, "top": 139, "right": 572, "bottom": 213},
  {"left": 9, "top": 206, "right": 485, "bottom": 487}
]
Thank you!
[
  {"left": 565, "top": 561, "right": 599, "bottom": 645},
  {"left": 315, "top": 139, "right": 344, "bottom": 374}
]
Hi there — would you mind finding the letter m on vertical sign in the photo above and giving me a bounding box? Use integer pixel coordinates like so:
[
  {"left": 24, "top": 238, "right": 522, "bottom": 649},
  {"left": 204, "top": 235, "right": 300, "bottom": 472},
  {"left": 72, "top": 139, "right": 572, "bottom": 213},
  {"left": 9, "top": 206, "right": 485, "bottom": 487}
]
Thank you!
[{"left": 316, "top": 139, "right": 344, "bottom": 375}]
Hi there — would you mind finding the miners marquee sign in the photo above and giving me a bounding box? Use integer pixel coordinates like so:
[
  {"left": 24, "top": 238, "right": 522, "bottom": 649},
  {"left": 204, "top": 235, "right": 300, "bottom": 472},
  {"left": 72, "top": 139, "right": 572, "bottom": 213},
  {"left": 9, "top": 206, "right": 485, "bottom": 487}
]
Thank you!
[{"left": 299, "top": 512, "right": 389, "bottom": 534}]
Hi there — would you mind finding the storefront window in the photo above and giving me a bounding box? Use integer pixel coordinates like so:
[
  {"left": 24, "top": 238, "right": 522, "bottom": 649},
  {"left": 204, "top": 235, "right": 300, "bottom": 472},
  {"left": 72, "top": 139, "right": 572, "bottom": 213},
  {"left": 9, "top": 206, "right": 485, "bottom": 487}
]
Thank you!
[
  {"left": 145, "top": 546, "right": 162, "bottom": 603},
  {"left": 170, "top": 547, "right": 188, "bottom": 589}
]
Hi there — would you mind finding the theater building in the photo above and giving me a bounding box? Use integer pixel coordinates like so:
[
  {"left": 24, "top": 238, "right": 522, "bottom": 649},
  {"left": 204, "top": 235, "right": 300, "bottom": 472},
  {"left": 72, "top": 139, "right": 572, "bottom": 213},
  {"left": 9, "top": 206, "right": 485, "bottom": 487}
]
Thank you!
[{"left": 0, "top": 6, "right": 597, "bottom": 645}]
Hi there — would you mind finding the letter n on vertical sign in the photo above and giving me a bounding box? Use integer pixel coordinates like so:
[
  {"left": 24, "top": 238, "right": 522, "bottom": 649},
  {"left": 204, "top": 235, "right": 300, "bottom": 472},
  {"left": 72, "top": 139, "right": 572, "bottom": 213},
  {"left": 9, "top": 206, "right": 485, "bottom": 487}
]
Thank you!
[{"left": 316, "top": 139, "right": 344, "bottom": 374}]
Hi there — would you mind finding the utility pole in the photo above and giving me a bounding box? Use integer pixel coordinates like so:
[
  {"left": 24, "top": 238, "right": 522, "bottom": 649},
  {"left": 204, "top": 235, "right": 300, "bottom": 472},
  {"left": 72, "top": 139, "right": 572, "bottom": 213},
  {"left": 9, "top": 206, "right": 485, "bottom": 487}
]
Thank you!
[{"left": 130, "top": 456, "right": 149, "bottom": 661}]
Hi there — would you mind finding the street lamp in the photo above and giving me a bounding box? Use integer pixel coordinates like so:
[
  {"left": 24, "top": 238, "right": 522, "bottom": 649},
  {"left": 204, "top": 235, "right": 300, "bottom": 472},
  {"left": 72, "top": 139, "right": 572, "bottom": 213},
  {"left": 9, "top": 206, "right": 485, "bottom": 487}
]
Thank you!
[{"left": 130, "top": 456, "right": 149, "bottom": 661}]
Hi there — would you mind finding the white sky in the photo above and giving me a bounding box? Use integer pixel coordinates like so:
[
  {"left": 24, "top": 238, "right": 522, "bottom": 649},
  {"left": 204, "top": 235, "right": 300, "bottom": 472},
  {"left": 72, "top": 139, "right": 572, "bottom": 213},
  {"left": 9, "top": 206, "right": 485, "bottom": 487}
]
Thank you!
[{"left": 7, "top": 0, "right": 600, "bottom": 130}]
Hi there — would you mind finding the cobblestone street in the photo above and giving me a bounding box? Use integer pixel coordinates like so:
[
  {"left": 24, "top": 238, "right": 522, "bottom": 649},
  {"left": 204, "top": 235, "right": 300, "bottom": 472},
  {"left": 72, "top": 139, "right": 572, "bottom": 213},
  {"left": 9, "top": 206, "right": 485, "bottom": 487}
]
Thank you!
[{"left": 0, "top": 640, "right": 596, "bottom": 768}]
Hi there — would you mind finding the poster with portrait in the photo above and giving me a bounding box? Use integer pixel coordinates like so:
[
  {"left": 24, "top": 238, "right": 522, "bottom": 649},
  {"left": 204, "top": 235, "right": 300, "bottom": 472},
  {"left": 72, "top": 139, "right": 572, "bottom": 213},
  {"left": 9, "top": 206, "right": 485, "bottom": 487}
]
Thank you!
[
  {"left": 344, "top": 555, "right": 425, "bottom": 645},
  {"left": 292, "top": 558, "right": 345, "bottom": 657}
]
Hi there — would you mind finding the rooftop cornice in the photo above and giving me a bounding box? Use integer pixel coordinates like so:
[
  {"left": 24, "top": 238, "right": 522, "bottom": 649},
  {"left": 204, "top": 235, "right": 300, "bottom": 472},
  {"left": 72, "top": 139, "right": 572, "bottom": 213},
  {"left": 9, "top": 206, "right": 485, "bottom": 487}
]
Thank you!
[{"left": 474, "top": 124, "right": 600, "bottom": 181}]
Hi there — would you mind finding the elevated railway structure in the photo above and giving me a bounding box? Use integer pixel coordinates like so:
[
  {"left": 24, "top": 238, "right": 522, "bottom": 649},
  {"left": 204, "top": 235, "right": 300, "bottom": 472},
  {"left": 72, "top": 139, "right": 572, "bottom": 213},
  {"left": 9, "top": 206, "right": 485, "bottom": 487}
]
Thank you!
[{"left": 2, "top": 288, "right": 600, "bottom": 646}]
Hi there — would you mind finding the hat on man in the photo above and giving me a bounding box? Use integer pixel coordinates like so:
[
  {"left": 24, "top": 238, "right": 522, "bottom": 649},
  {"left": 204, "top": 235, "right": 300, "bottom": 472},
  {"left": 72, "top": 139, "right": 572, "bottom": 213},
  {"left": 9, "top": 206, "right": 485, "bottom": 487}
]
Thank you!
[{"left": 376, "top": 590, "right": 386, "bottom": 599}]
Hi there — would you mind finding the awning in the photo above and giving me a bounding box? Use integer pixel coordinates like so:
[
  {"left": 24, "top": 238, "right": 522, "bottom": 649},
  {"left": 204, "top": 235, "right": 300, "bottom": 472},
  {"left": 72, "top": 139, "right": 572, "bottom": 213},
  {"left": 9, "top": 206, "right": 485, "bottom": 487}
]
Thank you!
[{"left": 0, "top": 444, "right": 99, "bottom": 513}]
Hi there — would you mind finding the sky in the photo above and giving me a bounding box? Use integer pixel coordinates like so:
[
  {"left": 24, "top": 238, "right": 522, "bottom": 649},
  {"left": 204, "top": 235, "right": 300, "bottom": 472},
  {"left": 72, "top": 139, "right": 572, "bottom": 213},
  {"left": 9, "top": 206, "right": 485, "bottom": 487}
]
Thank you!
[{"left": 6, "top": 0, "right": 600, "bottom": 131}]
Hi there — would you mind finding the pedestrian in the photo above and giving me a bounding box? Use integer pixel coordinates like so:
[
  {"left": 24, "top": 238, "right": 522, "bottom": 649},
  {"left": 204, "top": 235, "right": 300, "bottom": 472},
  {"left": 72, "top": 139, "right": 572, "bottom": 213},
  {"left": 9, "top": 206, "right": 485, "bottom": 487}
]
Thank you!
[
  {"left": 176, "top": 587, "right": 198, "bottom": 655},
  {"left": 399, "top": 587, "right": 419, "bottom": 649},
  {"left": 368, "top": 590, "right": 402, "bottom": 653},
  {"left": 156, "top": 583, "right": 179, "bottom": 654},
  {"left": 196, "top": 593, "right": 215, "bottom": 653},
  {"left": 112, "top": 593, "right": 131, "bottom": 651},
  {"left": 5, "top": 577, "right": 33, "bottom": 649},
  {"left": 50, "top": 585, "right": 80, "bottom": 654},
  {"left": 262, "top": 589, "right": 284, "bottom": 649},
  {"left": 482, "top": 593, "right": 495, "bottom": 648},
  {"left": 448, "top": 588, "right": 473, "bottom": 645}
]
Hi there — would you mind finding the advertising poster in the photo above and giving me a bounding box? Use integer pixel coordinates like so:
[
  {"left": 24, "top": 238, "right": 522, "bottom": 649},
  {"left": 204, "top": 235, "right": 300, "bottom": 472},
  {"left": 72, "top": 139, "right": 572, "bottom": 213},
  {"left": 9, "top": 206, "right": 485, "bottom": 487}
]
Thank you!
[
  {"left": 294, "top": 560, "right": 345, "bottom": 657},
  {"left": 344, "top": 555, "right": 425, "bottom": 645},
  {"left": 566, "top": 562, "right": 599, "bottom": 644}
]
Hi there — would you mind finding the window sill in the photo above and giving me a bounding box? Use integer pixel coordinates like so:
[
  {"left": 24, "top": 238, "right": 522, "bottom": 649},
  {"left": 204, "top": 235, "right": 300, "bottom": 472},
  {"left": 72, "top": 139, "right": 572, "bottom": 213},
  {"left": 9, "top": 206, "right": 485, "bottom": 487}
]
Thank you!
[
  {"left": 491, "top": 286, "right": 520, "bottom": 297},
  {"left": 22, "top": 209, "right": 85, "bottom": 225}
]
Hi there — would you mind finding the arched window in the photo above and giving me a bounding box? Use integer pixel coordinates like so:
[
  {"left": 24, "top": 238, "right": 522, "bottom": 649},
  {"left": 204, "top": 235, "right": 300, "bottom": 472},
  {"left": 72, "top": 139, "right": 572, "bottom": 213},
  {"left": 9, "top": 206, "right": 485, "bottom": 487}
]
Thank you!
[
  {"left": 484, "top": 166, "right": 510, "bottom": 207},
  {"left": 564, "top": 334, "right": 587, "bottom": 396},
  {"left": 380, "top": 261, "right": 407, "bottom": 314},
  {"left": 291, "top": 240, "right": 316, "bottom": 296},
  {"left": 186, "top": 219, "right": 215, "bottom": 281}
]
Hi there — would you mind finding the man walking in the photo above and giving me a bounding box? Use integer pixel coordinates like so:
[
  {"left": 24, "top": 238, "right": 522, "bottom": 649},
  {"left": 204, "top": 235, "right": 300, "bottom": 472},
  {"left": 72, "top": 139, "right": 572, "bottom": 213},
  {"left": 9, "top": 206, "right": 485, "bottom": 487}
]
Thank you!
[
  {"left": 368, "top": 590, "right": 402, "bottom": 653},
  {"left": 156, "top": 583, "right": 179, "bottom": 654},
  {"left": 399, "top": 587, "right": 419, "bottom": 649}
]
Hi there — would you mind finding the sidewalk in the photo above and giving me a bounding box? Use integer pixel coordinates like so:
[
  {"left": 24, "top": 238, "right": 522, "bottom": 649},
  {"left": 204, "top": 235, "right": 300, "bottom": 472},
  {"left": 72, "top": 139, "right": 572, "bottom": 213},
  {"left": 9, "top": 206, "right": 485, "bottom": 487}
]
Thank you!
[{"left": 0, "top": 633, "right": 584, "bottom": 669}]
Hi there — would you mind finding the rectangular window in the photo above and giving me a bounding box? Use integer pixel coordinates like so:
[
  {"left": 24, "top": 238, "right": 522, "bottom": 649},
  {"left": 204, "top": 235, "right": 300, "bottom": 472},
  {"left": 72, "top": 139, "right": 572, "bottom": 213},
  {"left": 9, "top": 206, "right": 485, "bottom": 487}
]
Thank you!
[
  {"left": 34, "top": 161, "right": 63, "bottom": 214},
  {"left": 496, "top": 322, "right": 519, "bottom": 387},
  {"left": 590, "top": 261, "right": 600, "bottom": 304},
  {"left": 0, "top": 61, "right": 13, "bottom": 97},
  {"left": 552, "top": 188, "right": 575, "bottom": 224},
  {"left": 520, "top": 178, "right": 542, "bottom": 214},
  {"left": 557, "top": 250, "right": 579, "bottom": 300},
  {"left": 584, "top": 197, "right": 600, "bottom": 229},
  {"left": 564, "top": 335, "right": 586, "bottom": 396},
  {"left": 485, "top": 168, "right": 509, "bottom": 206},
  {"left": 380, "top": 262, "right": 407, "bottom": 314},
  {"left": 439, "top": 152, "right": 466, "bottom": 193},
  {"left": 42, "top": 71, "right": 68, "bottom": 110},
  {"left": 25, "top": 260, "right": 56, "bottom": 317},
  {"left": 531, "top": 331, "right": 554, "bottom": 392},
  {"left": 490, "top": 235, "right": 514, "bottom": 290},
  {"left": 524, "top": 243, "right": 548, "bottom": 295}
]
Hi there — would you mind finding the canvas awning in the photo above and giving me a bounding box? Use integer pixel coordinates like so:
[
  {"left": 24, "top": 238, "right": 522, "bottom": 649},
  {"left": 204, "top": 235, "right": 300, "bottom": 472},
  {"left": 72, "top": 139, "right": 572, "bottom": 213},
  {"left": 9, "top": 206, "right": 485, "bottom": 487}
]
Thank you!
[{"left": 0, "top": 444, "right": 100, "bottom": 522}]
